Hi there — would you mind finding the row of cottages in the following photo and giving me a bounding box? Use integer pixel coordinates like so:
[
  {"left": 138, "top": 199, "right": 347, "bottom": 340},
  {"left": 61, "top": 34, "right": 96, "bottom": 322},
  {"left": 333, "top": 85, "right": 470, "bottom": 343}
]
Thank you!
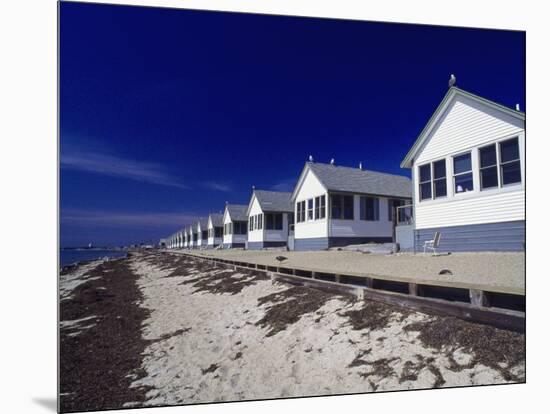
[
  {"left": 291, "top": 162, "right": 412, "bottom": 250},
  {"left": 163, "top": 86, "right": 524, "bottom": 254},
  {"left": 398, "top": 86, "right": 525, "bottom": 252}
]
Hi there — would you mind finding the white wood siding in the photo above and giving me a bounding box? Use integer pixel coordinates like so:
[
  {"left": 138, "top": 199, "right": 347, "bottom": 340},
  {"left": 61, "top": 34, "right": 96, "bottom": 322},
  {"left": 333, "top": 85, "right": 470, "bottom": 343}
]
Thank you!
[
  {"left": 413, "top": 95, "right": 525, "bottom": 230},
  {"left": 248, "top": 197, "right": 263, "bottom": 242},
  {"left": 294, "top": 170, "right": 328, "bottom": 239},
  {"left": 415, "top": 95, "right": 524, "bottom": 164}
]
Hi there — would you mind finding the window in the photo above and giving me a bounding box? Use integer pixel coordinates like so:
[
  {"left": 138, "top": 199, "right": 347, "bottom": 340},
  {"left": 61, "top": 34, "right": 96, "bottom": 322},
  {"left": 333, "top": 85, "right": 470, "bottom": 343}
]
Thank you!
[
  {"left": 215, "top": 227, "right": 223, "bottom": 238},
  {"left": 274, "top": 213, "right": 283, "bottom": 230},
  {"left": 453, "top": 152, "right": 473, "bottom": 193},
  {"left": 330, "top": 195, "right": 341, "bottom": 219},
  {"left": 233, "top": 221, "right": 247, "bottom": 235},
  {"left": 249, "top": 216, "right": 253, "bottom": 231},
  {"left": 479, "top": 144, "right": 498, "bottom": 190},
  {"left": 288, "top": 213, "right": 294, "bottom": 226},
  {"left": 258, "top": 214, "right": 263, "bottom": 230},
  {"left": 360, "top": 196, "right": 379, "bottom": 221},
  {"left": 388, "top": 199, "right": 405, "bottom": 221},
  {"left": 265, "top": 213, "right": 274, "bottom": 230},
  {"left": 499, "top": 138, "right": 521, "bottom": 186},
  {"left": 297, "top": 201, "right": 306, "bottom": 223},
  {"left": 330, "top": 194, "right": 354, "bottom": 220},
  {"left": 202, "top": 230, "right": 208, "bottom": 240},
  {"left": 208, "top": 228, "right": 212, "bottom": 238},
  {"left": 307, "top": 199, "right": 314, "bottom": 220},
  {"left": 433, "top": 159, "right": 447, "bottom": 198},
  {"left": 314, "top": 195, "right": 326, "bottom": 219},
  {"left": 418, "top": 164, "right": 432, "bottom": 201}
]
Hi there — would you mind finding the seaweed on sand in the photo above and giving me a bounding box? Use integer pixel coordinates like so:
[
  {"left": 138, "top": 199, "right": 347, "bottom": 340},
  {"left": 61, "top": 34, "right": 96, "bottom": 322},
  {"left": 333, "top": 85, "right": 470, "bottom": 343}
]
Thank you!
[
  {"left": 404, "top": 316, "right": 525, "bottom": 382},
  {"left": 60, "top": 258, "right": 152, "bottom": 412},
  {"left": 180, "top": 266, "right": 269, "bottom": 295},
  {"left": 340, "top": 299, "right": 412, "bottom": 332},
  {"left": 255, "top": 286, "right": 341, "bottom": 337}
]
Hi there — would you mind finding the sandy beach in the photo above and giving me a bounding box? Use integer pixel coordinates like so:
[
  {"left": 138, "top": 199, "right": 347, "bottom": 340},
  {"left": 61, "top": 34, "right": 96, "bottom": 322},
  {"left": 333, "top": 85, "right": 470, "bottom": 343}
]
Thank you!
[{"left": 59, "top": 251, "right": 525, "bottom": 412}]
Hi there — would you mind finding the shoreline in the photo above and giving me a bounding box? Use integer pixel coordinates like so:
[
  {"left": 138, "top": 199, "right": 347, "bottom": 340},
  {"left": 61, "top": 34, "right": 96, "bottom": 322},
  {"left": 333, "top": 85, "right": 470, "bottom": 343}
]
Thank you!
[{"left": 59, "top": 250, "right": 525, "bottom": 411}]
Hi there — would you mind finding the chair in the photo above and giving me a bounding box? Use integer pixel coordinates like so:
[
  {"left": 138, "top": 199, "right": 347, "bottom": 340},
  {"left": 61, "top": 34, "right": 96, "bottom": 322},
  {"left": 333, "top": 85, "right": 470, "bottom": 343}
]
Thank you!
[{"left": 423, "top": 231, "right": 442, "bottom": 255}]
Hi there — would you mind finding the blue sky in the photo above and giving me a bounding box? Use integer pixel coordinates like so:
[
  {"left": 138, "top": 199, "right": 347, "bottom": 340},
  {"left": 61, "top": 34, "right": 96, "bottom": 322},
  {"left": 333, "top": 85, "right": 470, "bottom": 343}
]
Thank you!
[{"left": 59, "top": 2, "right": 525, "bottom": 247}]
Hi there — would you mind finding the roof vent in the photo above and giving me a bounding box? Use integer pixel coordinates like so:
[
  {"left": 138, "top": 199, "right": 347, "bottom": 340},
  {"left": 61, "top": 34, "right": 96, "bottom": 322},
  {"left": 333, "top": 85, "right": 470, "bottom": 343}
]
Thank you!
[
  {"left": 252, "top": 185, "right": 255, "bottom": 190},
  {"left": 515, "top": 103, "right": 521, "bottom": 111},
  {"left": 308, "top": 155, "right": 314, "bottom": 163},
  {"left": 330, "top": 158, "right": 335, "bottom": 165},
  {"left": 359, "top": 162, "right": 363, "bottom": 170},
  {"left": 448, "top": 74, "right": 456, "bottom": 88}
]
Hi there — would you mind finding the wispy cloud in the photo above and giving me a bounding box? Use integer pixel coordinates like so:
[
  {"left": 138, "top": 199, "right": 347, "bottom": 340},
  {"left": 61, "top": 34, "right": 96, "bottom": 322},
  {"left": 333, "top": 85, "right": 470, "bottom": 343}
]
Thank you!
[
  {"left": 61, "top": 209, "right": 200, "bottom": 229},
  {"left": 202, "top": 181, "right": 232, "bottom": 192},
  {"left": 270, "top": 178, "right": 297, "bottom": 192},
  {"left": 61, "top": 151, "right": 189, "bottom": 189}
]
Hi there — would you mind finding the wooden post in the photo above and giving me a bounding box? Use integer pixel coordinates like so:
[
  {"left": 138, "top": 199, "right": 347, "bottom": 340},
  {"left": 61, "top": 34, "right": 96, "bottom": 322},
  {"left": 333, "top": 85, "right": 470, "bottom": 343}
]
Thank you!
[
  {"left": 312, "top": 272, "right": 317, "bottom": 280},
  {"left": 470, "top": 289, "right": 489, "bottom": 307},
  {"left": 409, "top": 283, "right": 418, "bottom": 296},
  {"left": 335, "top": 274, "right": 341, "bottom": 283},
  {"left": 365, "top": 277, "right": 373, "bottom": 289}
]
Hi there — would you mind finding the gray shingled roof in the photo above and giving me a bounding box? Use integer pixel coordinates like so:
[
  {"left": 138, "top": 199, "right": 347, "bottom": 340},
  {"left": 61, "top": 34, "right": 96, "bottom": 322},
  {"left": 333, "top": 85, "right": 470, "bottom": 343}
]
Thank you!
[
  {"left": 308, "top": 162, "right": 411, "bottom": 198},
  {"left": 209, "top": 213, "right": 223, "bottom": 227},
  {"left": 254, "top": 190, "right": 293, "bottom": 212},
  {"left": 198, "top": 218, "right": 208, "bottom": 229},
  {"left": 226, "top": 204, "right": 248, "bottom": 221}
]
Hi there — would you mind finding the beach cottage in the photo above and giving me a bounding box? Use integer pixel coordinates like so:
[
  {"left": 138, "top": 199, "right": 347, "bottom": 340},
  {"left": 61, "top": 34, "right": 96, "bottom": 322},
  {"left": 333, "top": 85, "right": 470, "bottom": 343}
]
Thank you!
[
  {"left": 187, "top": 227, "right": 194, "bottom": 249},
  {"left": 207, "top": 213, "right": 224, "bottom": 248},
  {"left": 196, "top": 219, "right": 209, "bottom": 249},
  {"left": 246, "top": 189, "right": 294, "bottom": 250},
  {"left": 183, "top": 227, "right": 188, "bottom": 248},
  {"left": 400, "top": 86, "right": 525, "bottom": 252},
  {"left": 222, "top": 204, "right": 248, "bottom": 248},
  {"left": 291, "top": 161, "right": 412, "bottom": 251}
]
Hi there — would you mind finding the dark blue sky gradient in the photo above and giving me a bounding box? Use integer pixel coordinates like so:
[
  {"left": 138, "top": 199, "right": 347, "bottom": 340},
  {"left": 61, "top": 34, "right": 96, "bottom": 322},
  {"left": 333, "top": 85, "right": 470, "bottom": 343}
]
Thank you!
[{"left": 59, "top": 2, "right": 525, "bottom": 247}]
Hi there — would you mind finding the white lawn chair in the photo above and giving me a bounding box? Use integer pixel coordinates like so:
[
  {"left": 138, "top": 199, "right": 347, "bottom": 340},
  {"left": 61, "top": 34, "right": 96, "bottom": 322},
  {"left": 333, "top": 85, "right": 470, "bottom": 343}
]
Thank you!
[{"left": 423, "top": 231, "right": 441, "bottom": 255}]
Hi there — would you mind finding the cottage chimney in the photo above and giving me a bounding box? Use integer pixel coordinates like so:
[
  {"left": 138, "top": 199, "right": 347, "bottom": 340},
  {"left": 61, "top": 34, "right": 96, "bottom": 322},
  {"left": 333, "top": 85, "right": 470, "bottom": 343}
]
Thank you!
[
  {"left": 359, "top": 162, "right": 363, "bottom": 170},
  {"left": 252, "top": 185, "right": 255, "bottom": 190},
  {"left": 330, "top": 158, "right": 335, "bottom": 165},
  {"left": 515, "top": 103, "right": 521, "bottom": 111},
  {"left": 308, "top": 155, "right": 314, "bottom": 163}
]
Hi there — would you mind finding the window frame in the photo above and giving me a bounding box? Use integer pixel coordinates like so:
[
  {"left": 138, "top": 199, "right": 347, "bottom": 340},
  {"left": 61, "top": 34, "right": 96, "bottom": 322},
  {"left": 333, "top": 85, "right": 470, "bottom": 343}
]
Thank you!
[
  {"left": 479, "top": 143, "right": 499, "bottom": 191},
  {"left": 307, "top": 198, "right": 314, "bottom": 221},
  {"left": 452, "top": 151, "right": 474, "bottom": 195},
  {"left": 330, "top": 193, "right": 354, "bottom": 220},
  {"left": 499, "top": 137, "right": 522, "bottom": 187},
  {"left": 418, "top": 163, "right": 432, "bottom": 201}
]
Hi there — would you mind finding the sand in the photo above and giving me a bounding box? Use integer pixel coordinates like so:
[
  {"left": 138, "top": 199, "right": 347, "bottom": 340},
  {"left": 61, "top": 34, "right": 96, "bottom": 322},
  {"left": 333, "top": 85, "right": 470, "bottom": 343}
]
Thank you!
[
  {"left": 181, "top": 249, "right": 525, "bottom": 294},
  {"left": 121, "top": 251, "right": 524, "bottom": 407}
]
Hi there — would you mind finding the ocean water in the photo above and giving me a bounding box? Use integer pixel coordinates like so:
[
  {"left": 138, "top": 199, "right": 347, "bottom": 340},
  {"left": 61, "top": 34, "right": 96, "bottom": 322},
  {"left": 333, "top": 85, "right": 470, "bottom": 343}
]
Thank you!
[{"left": 60, "top": 249, "right": 127, "bottom": 267}]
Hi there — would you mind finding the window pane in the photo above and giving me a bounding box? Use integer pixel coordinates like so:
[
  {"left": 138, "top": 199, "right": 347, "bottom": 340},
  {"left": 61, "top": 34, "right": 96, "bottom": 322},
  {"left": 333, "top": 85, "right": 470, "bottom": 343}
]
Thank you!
[
  {"left": 434, "top": 178, "right": 447, "bottom": 198},
  {"left": 275, "top": 214, "right": 282, "bottom": 230},
  {"left": 500, "top": 138, "right": 519, "bottom": 163},
  {"left": 360, "top": 197, "right": 366, "bottom": 220},
  {"left": 453, "top": 153, "right": 472, "bottom": 174},
  {"left": 331, "top": 195, "right": 341, "bottom": 219},
  {"left": 419, "top": 164, "right": 431, "bottom": 182},
  {"left": 455, "top": 173, "right": 473, "bottom": 193},
  {"left": 501, "top": 161, "right": 521, "bottom": 185},
  {"left": 480, "top": 166, "right": 498, "bottom": 189},
  {"left": 479, "top": 145, "right": 496, "bottom": 167},
  {"left": 420, "top": 182, "right": 431, "bottom": 200},
  {"left": 343, "top": 196, "right": 354, "bottom": 220},
  {"left": 433, "top": 160, "right": 446, "bottom": 179}
]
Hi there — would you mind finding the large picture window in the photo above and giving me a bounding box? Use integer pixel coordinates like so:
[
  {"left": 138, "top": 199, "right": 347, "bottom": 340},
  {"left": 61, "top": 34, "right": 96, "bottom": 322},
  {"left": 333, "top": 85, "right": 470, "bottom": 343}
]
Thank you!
[
  {"left": 360, "top": 196, "right": 379, "bottom": 221},
  {"left": 499, "top": 137, "right": 521, "bottom": 185},
  {"left": 419, "top": 159, "right": 446, "bottom": 201},
  {"left": 479, "top": 144, "right": 498, "bottom": 190},
  {"left": 453, "top": 152, "right": 473, "bottom": 193},
  {"left": 330, "top": 194, "right": 354, "bottom": 220},
  {"left": 215, "top": 227, "right": 223, "bottom": 238}
]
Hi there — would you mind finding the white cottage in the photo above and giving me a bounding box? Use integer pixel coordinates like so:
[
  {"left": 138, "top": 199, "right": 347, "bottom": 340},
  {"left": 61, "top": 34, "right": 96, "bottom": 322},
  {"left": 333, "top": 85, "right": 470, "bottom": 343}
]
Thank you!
[
  {"left": 183, "top": 227, "right": 188, "bottom": 248},
  {"left": 400, "top": 86, "right": 525, "bottom": 252},
  {"left": 222, "top": 204, "right": 248, "bottom": 248},
  {"left": 291, "top": 161, "right": 412, "bottom": 250},
  {"left": 196, "top": 219, "right": 209, "bottom": 249},
  {"left": 207, "top": 213, "right": 224, "bottom": 248},
  {"left": 187, "top": 227, "right": 194, "bottom": 249},
  {"left": 246, "top": 190, "right": 294, "bottom": 250}
]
